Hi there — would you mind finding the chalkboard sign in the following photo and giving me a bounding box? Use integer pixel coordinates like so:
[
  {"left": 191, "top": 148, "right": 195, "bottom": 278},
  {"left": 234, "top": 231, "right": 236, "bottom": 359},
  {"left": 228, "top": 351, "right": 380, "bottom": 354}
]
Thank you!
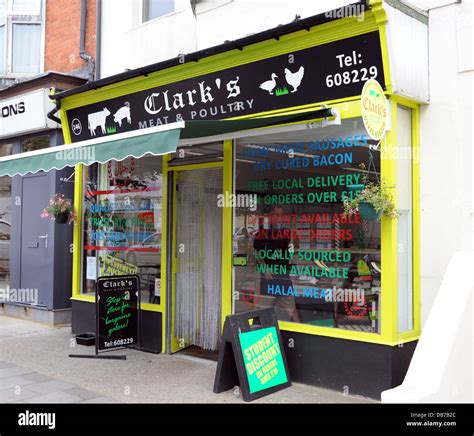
[
  {"left": 213, "top": 308, "right": 291, "bottom": 401},
  {"left": 97, "top": 275, "right": 139, "bottom": 351}
]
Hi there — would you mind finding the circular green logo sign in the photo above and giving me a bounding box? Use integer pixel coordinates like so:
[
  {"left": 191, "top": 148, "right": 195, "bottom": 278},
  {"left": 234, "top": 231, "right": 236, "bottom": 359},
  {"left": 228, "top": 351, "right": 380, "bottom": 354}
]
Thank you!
[{"left": 361, "top": 79, "right": 387, "bottom": 141}]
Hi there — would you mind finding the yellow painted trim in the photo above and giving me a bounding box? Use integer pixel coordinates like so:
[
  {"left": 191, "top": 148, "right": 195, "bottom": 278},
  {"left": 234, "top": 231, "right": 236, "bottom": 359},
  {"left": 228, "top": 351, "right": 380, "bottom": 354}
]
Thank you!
[
  {"left": 72, "top": 164, "right": 84, "bottom": 300},
  {"left": 398, "top": 330, "right": 420, "bottom": 344},
  {"left": 279, "top": 321, "right": 414, "bottom": 346},
  {"left": 389, "top": 94, "right": 420, "bottom": 109},
  {"left": 379, "top": 98, "right": 399, "bottom": 344},
  {"left": 71, "top": 294, "right": 94, "bottom": 303},
  {"left": 221, "top": 140, "right": 233, "bottom": 328},
  {"left": 411, "top": 105, "right": 421, "bottom": 335},
  {"left": 378, "top": 23, "right": 393, "bottom": 94},
  {"left": 389, "top": 94, "right": 421, "bottom": 339},
  {"left": 140, "top": 302, "right": 162, "bottom": 313},
  {"left": 168, "top": 158, "right": 227, "bottom": 352},
  {"left": 160, "top": 154, "right": 169, "bottom": 352},
  {"left": 167, "top": 161, "right": 223, "bottom": 171},
  {"left": 169, "top": 168, "right": 180, "bottom": 353}
]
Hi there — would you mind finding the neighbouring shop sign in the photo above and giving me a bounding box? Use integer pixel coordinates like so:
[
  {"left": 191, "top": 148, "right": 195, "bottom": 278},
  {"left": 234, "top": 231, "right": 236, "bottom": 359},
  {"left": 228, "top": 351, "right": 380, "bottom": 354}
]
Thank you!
[
  {"left": 67, "top": 31, "right": 386, "bottom": 142},
  {"left": 361, "top": 79, "right": 387, "bottom": 140},
  {"left": 97, "top": 275, "right": 139, "bottom": 351},
  {"left": 0, "top": 88, "right": 59, "bottom": 138}
]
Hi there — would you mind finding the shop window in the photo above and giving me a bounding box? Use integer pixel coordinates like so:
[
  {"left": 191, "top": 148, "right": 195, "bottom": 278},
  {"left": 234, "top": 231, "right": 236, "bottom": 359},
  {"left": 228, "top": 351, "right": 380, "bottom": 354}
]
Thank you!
[
  {"left": 397, "top": 106, "right": 413, "bottom": 332},
  {"left": 22, "top": 134, "right": 49, "bottom": 152},
  {"left": 233, "top": 118, "right": 382, "bottom": 333},
  {"left": 82, "top": 155, "right": 163, "bottom": 305},
  {"left": 0, "top": 143, "right": 13, "bottom": 289},
  {"left": 0, "top": 0, "right": 42, "bottom": 76},
  {"left": 142, "top": 0, "right": 174, "bottom": 22}
]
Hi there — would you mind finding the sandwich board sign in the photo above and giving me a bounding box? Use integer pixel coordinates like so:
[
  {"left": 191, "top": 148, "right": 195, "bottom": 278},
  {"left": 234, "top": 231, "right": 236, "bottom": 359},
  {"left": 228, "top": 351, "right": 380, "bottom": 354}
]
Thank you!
[
  {"left": 96, "top": 275, "right": 139, "bottom": 351},
  {"left": 69, "top": 275, "right": 140, "bottom": 360},
  {"left": 213, "top": 308, "right": 291, "bottom": 401}
]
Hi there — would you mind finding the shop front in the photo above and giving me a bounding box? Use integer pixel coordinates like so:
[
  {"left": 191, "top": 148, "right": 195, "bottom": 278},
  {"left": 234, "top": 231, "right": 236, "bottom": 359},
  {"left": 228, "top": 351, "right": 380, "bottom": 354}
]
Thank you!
[{"left": 0, "top": 1, "right": 424, "bottom": 398}]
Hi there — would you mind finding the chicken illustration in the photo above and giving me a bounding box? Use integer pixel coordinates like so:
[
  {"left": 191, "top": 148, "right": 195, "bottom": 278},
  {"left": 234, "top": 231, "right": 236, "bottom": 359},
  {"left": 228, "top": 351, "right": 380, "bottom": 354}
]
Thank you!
[
  {"left": 284, "top": 66, "right": 305, "bottom": 93},
  {"left": 259, "top": 73, "right": 278, "bottom": 95}
]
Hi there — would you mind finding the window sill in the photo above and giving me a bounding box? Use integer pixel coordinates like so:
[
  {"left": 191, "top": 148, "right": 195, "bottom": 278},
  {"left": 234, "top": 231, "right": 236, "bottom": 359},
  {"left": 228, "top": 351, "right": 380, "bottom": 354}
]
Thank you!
[
  {"left": 278, "top": 320, "right": 420, "bottom": 346},
  {"left": 136, "top": 9, "right": 186, "bottom": 30}
]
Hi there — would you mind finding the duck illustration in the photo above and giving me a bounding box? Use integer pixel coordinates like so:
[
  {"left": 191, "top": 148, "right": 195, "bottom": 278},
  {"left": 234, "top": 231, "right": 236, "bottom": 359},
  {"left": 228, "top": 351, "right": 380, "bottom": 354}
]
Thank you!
[
  {"left": 259, "top": 73, "right": 278, "bottom": 95},
  {"left": 285, "top": 66, "right": 305, "bottom": 93}
]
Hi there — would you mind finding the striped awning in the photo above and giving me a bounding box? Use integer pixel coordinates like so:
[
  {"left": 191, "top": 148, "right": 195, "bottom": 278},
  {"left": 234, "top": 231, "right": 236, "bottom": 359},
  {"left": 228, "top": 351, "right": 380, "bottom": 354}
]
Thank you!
[{"left": 0, "top": 108, "right": 335, "bottom": 177}]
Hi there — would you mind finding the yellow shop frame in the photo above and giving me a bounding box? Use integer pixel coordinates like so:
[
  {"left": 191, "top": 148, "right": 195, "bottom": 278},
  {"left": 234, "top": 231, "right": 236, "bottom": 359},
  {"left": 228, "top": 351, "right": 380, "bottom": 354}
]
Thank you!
[{"left": 61, "top": 0, "right": 420, "bottom": 353}]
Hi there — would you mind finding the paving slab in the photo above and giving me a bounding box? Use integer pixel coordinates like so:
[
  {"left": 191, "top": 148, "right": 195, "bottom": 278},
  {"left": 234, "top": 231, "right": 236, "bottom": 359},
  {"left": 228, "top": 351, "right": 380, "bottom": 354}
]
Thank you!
[
  {"left": 0, "top": 366, "right": 34, "bottom": 379},
  {"left": 81, "top": 396, "right": 121, "bottom": 403},
  {"left": 63, "top": 387, "right": 105, "bottom": 401},
  {"left": 0, "top": 374, "right": 45, "bottom": 390},
  {"left": 24, "top": 391, "right": 83, "bottom": 404},
  {"left": 21, "top": 372, "right": 55, "bottom": 383},
  {"left": 27, "top": 379, "right": 77, "bottom": 395},
  {"left": 0, "top": 387, "right": 38, "bottom": 402}
]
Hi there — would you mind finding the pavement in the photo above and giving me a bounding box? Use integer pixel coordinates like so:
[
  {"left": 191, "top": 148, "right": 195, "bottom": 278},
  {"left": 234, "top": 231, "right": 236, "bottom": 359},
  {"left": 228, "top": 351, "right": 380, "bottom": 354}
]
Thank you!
[{"left": 0, "top": 315, "right": 376, "bottom": 403}]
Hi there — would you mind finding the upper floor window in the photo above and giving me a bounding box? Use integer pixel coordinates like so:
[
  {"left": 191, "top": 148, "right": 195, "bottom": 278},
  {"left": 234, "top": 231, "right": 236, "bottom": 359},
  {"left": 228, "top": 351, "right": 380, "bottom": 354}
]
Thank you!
[
  {"left": 0, "top": 0, "right": 43, "bottom": 76},
  {"left": 142, "top": 0, "right": 174, "bottom": 22}
]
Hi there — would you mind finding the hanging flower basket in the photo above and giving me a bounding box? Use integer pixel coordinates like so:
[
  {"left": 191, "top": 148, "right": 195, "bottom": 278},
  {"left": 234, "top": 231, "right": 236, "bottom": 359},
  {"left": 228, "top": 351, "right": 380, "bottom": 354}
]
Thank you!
[
  {"left": 358, "top": 202, "right": 383, "bottom": 221},
  {"left": 41, "top": 194, "right": 76, "bottom": 224},
  {"left": 54, "top": 212, "right": 70, "bottom": 224},
  {"left": 343, "top": 182, "right": 397, "bottom": 221}
]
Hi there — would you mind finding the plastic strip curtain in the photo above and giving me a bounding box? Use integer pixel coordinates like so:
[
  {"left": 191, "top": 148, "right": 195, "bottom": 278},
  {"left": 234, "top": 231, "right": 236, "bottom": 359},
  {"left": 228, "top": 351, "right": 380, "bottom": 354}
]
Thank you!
[{"left": 175, "top": 168, "right": 223, "bottom": 350}]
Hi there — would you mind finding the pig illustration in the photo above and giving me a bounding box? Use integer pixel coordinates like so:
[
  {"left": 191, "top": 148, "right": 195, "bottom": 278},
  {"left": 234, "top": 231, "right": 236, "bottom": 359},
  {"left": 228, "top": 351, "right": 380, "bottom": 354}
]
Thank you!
[{"left": 113, "top": 102, "right": 131, "bottom": 127}]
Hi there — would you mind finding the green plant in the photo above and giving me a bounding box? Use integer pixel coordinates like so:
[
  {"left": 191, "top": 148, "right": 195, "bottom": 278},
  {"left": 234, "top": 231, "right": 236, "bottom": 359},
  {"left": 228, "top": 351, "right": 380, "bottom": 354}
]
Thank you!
[
  {"left": 41, "top": 194, "right": 76, "bottom": 224},
  {"left": 275, "top": 87, "right": 289, "bottom": 96},
  {"left": 343, "top": 163, "right": 397, "bottom": 219}
]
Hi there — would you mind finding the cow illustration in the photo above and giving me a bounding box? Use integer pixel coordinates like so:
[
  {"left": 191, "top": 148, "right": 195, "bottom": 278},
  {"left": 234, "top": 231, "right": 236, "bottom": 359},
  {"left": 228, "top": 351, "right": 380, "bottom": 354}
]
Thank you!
[
  {"left": 88, "top": 108, "right": 111, "bottom": 136},
  {"left": 113, "top": 102, "right": 131, "bottom": 127}
]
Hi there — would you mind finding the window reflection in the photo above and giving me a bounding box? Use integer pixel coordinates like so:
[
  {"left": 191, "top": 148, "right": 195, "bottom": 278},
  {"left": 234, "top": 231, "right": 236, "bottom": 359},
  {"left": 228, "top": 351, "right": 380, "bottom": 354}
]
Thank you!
[
  {"left": 82, "top": 155, "right": 163, "bottom": 305},
  {"left": 233, "top": 119, "right": 382, "bottom": 333}
]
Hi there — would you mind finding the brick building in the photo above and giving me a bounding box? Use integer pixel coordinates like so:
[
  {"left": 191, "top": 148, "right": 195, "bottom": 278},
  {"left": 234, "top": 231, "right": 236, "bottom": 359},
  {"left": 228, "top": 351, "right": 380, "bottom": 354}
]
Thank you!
[{"left": 0, "top": 0, "right": 96, "bottom": 324}]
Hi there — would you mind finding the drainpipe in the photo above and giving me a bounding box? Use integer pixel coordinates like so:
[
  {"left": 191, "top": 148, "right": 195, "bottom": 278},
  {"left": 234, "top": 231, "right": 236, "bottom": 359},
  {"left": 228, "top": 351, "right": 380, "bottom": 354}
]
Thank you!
[
  {"left": 95, "top": 0, "right": 101, "bottom": 80},
  {"left": 80, "top": 0, "right": 95, "bottom": 81},
  {"left": 47, "top": 99, "right": 62, "bottom": 125}
]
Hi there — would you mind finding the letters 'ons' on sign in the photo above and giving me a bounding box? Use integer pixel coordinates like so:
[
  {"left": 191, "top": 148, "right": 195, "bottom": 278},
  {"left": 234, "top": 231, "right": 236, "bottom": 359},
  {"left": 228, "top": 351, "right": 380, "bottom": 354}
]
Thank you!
[{"left": 67, "top": 31, "right": 385, "bottom": 142}]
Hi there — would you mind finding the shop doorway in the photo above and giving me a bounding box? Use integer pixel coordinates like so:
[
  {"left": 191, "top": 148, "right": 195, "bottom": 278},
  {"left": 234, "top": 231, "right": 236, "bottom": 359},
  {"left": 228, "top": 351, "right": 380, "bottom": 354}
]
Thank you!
[{"left": 169, "top": 165, "right": 223, "bottom": 354}]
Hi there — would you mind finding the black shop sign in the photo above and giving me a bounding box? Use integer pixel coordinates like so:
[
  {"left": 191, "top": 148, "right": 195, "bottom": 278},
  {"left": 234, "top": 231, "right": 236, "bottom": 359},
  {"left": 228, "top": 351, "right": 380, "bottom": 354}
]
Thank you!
[
  {"left": 67, "top": 31, "right": 385, "bottom": 142},
  {"left": 96, "top": 275, "right": 139, "bottom": 351}
]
